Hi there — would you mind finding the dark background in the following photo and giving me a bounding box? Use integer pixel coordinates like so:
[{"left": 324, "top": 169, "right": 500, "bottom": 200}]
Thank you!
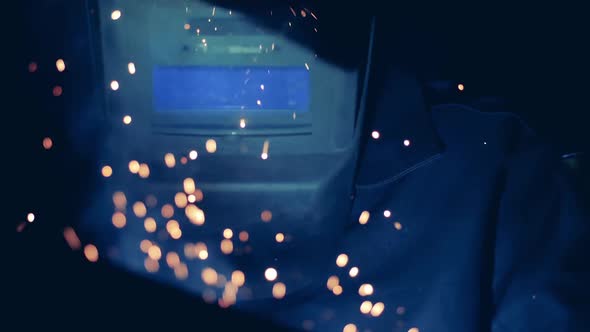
[{"left": 9, "top": 1, "right": 588, "bottom": 330}]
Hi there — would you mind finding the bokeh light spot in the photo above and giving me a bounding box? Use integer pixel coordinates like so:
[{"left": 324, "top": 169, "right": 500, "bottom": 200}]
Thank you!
[
  {"left": 260, "top": 210, "right": 272, "bottom": 222},
  {"left": 101, "top": 165, "right": 113, "bottom": 177},
  {"left": 205, "top": 139, "right": 217, "bottom": 153},
  {"left": 52, "top": 86, "right": 63, "bottom": 96},
  {"left": 127, "top": 62, "right": 136, "bottom": 74},
  {"left": 42, "top": 137, "right": 53, "bottom": 150},
  {"left": 112, "top": 211, "right": 126, "bottom": 228},
  {"left": 55, "top": 59, "right": 66, "bottom": 72},
  {"left": 275, "top": 233, "right": 285, "bottom": 243},
  {"left": 336, "top": 253, "right": 349, "bottom": 267},
  {"left": 359, "top": 211, "right": 370, "bottom": 224},
  {"left": 264, "top": 267, "right": 278, "bottom": 281},
  {"left": 84, "top": 244, "right": 99, "bottom": 262},
  {"left": 272, "top": 282, "right": 287, "bottom": 299},
  {"left": 370, "top": 302, "right": 385, "bottom": 317},
  {"left": 111, "top": 10, "right": 122, "bottom": 20},
  {"left": 144, "top": 217, "right": 157, "bottom": 233}
]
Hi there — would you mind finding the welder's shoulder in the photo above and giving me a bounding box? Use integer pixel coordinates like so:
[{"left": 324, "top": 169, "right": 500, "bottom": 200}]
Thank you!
[{"left": 429, "top": 103, "right": 544, "bottom": 158}]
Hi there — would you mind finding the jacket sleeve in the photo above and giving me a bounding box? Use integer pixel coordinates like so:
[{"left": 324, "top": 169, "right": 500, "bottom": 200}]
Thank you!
[{"left": 492, "top": 127, "right": 590, "bottom": 331}]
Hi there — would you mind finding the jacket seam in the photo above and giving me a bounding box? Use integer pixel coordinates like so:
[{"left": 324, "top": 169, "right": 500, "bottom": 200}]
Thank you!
[{"left": 355, "top": 153, "right": 443, "bottom": 189}]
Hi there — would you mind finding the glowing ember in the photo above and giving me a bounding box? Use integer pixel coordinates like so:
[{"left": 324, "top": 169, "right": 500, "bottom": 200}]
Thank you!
[
  {"left": 174, "top": 263, "right": 189, "bottom": 280},
  {"left": 239, "top": 231, "right": 249, "bottom": 242},
  {"left": 161, "top": 204, "right": 174, "bottom": 218},
  {"left": 110, "top": 80, "right": 119, "bottom": 91},
  {"left": 28, "top": 62, "right": 38, "bottom": 73},
  {"left": 148, "top": 244, "right": 162, "bottom": 260},
  {"left": 140, "top": 239, "right": 152, "bottom": 253},
  {"left": 408, "top": 328, "right": 420, "bottom": 332},
  {"left": 358, "top": 283, "right": 374, "bottom": 296},
  {"left": 185, "top": 204, "right": 205, "bottom": 225},
  {"left": 112, "top": 191, "right": 127, "bottom": 210},
  {"left": 183, "top": 178, "right": 196, "bottom": 194},
  {"left": 336, "top": 254, "right": 349, "bottom": 267},
  {"left": 166, "top": 252, "right": 180, "bottom": 268},
  {"left": 63, "top": 227, "right": 81, "bottom": 250},
  {"left": 223, "top": 228, "right": 233, "bottom": 239},
  {"left": 128, "top": 160, "right": 140, "bottom": 173},
  {"left": 189, "top": 150, "right": 198, "bottom": 160},
  {"left": 42, "top": 137, "right": 53, "bottom": 150},
  {"left": 144, "top": 217, "right": 157, "bottom": 233},
  {"left": 332, "top": 285, "right": 343, "bottom": 295},
  {"left": 138, "top": 163, "right": 150, "bottom": 178},
  {"left": 403, "top": 139, "right": 411, "bottom": 147},
  {"left": 123, "top": 115, "right": 132, "bottom": 125},
  {"left": 166, "top": 220, "right": 180, "bottom": 234},
  {"left": 84, "top": 244, "right": 99, "bottom": 262},
  {"left": 198, "top": 248, "right": 209, "bottom": 260},
  {"left": 144, "top": 257, "right": 159, "bottom": 272},
  {"left": 194, "top": 189, "right": 204, "bottom": 202},
  {"left": 360, "top": 300, "right": 373, "bottom": 314},
  {"left": 264, "top": 267, "right": 278, "bottom": 281},
  {"left": 220, "top": 239, "right": 233, "bottom": 254},
  {"left": 111, "top": 10, "right": 122, "bottom": 20},
  {"left": 26, "top": 213, "right": 35, "bottom": 223},
  {"left": 272, "top": 282, "right": 287, "bottom": 299},
  {"left": 458, "top": 83, "right": 465, "bottom": 91},
  {"left": 384, "top": 210, "right": 391, "bottom": 218},
  {"left": 55, "top": 59, "right": 66, "bottom": 72},
  {"left": 349, "top": 266, "right": 359, "bottom": 278},
  {"left": 394, "top": 222, "right": 403, "bottom": 230},
  {"left": 231, "top": 270, "right": 245, "bottom": 287},
  {"left": 127, "top": 62, "right": 136, "bottom": 74},
  {"left": 101, "top": 165, "right": 113, "bottom": 177},
  {"left": 261, "top": 140, "right": 270, "bottom": 160},
  {"left": 370, "top": 302, "right": 385, "bottom": 317},
  {"left": 275, "top": 233, "right": 285, "bottom": 243},
  {"left": 132, "top": 201, "right": 147, "bottom": 218},
  {"left": 164, "top": 153, "right": 176, "bottom": 168},
  {"left": 371, "top": 131, "right": 380, "bottom": 139},
  {"left": 202, "top": 267, "right": 218, "bottom": 285},
  {"left": 184, "top": 23, "right": 190, "bottom": 30},
  {"left": 343, "top": 323, "right": 358, "bottom": 332},
  {"left": 52, "top": 86, "right": 63, "bottom": 97},
  {"left": 359, "top": 211, "right": 370, "bottom": 224},
  {"left": 111, "top": 211, "right": 126, "bottom": 228},
  {"left": 239, "top": 118, "right": 246, "bottom": 128},
  {"left": 260, "top": 210, "right": 272, "bottom": 222},
  {"left": 205, "top": 139, "right": 217, "bottom": 153},
  {"left": 326, "top": 276, "right": 339, "bottom": 290},
  {"left": 174, "top": 192, "right": 188, "bottom": 208}
]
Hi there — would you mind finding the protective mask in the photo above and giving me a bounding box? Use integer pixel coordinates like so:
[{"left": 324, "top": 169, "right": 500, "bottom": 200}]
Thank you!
[{"left": 79, "top": 0, "right": 374, "bottom": 311}]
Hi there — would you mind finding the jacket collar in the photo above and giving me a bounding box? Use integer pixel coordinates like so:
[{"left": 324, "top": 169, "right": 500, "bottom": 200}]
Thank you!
[{"left": 355, "top": 69, "right": 445, "bottom": 189}]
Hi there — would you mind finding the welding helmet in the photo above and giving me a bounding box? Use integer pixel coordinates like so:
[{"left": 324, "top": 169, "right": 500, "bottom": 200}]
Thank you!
[{"left": 81, "top": 0, "right": 375, "bottom": 312}]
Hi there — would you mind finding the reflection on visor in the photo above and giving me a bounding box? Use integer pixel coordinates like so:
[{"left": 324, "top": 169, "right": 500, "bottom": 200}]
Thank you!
[{"left": 153, "top": 66, "right": 310, "bottom": 112}]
